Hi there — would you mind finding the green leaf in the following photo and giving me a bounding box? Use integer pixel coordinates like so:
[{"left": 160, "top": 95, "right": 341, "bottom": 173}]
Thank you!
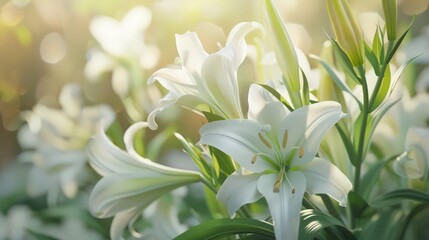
[
  {"left": 348, "top": 191, "right": 372, "bottom": 219},
  {"left": 365, "top": 43, "right": 380, "bottom": 76},
  {"left": 396, "top": 204, "right": 429, "bottom": 239},
  {"left": 330, "top": 38, "right": 361, "bottom": 84},
  {"left": 369, "top": 97, "right": 401, "bottom": 142},
  {"left": 209, "top": 146, "right": 236, "bottom": 180},
  {"left": 27, "top": 230, "right": 58, "bottom": 240},
  {"left": 299, "top": 209, "right": 355, "bottom": 240},
  {"left": 358, "top": 211, "right": 402, "bottom": 240},
  {"left": 174, "top": 218, "right": 275, "bottom": 240},
  {"left": 256, "top": 83, "right": 294, "bottom": 111},
  {"left": 301, "top": 69, "right": 310, "bottom": 106},
  {"left": 203, "top": 186, "right": 229, "bottom": 219},
  {"left": 385, "top": 19, "right": 413, "bottom": 64},
  {"left": 360, "top": 159, "right": 390, "bottom": 200},
  {"left": 175, "top": 133, "right": 213, "bottom": 182},
  {"left": 370, "top": 189, "right": 429, "bottom": 208},
  {"left": 312, "top": 56, "right": 362, "bottom": 110},
  {"left": 369, "top": 64, "right": 391, "bottom": 112},
  {"left": 372, "top": 27, "right": 383, "bottom": 61},
  {"left": 202, "top": 111, "right": 226, "bottom": 122}
]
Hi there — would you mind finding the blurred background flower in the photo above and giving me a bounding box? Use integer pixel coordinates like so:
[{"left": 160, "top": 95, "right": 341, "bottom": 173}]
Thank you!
[{"left": 0, "top": 0, "right": 428, "bottom": 238}]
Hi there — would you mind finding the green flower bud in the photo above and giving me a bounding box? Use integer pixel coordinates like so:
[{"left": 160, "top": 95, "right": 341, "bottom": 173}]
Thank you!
[
  {"left": 264, "top": 0, "right": 300, "bottom": 91},
  {"left": 382, "top": 0, "right": 397, "bottom": 40},
  {"left": 326, "top": 0, "right": 364, "bottom": 66}
]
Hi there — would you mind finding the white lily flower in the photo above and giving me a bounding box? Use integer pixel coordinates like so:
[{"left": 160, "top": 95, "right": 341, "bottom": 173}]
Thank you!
[
  {"left": 394, "top": 127, "right": 429, "bottom": 179},
  {"left": 199, "top": 84, "right": 352, "bottom": 240},
  {"left": 0, "top": 205, "right": 34, "bottom": 240},
  {"left": 87, "top": 122, "right": 201, "bottom": 240},
  {"left": 147, "top": 21, "right": 262, "bottom": 129},
  {"left": 18, "top": 84, "right": 114, "bottom": 204},
  {"left": 88, "top": 6, "right": 160, "bottom": 68},
  {"left": 85, "top": 6, "right": 161, "bottom": 121}
]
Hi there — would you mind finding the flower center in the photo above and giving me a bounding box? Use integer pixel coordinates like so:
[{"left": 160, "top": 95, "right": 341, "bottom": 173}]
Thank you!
[{"left": 252, "top": 129, "right": 304, "bottom": 194}]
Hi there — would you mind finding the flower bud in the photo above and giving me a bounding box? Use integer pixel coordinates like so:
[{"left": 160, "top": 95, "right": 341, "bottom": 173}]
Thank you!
[
  {"left": 382, "top": 0, "right": 397, "bottom": 40},
  {"left": 326, "top": 0, "right": 364, "bottom": 66},
  {"left": 264, "top": 0, "right": 300, "bottom": 91}
]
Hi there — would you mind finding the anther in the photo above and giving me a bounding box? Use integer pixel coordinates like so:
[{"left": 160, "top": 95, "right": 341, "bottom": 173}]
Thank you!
[
  {"left": 258, "top": 132, "right": 272, "bottom": 149},
  {"left": 273, "top": 168, "right": 285, "bottom": 193},
  {"left": 299, "top": 146, "right": 304, "bottom": 158},
  {"left": 282, "top": 130, "right": 288, "bottom": 148},
  {"left": 292, "top": 188, "right": 296, "bottom": 194},
  {"left": 251, "top": 154, "right": 257, "bottom": 164}
]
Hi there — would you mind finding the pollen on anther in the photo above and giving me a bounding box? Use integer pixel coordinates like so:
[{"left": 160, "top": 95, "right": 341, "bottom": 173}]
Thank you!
[
  {"left": 299, "top": 146, "right": 304, "bottom": 158},
  {"left": 258, "top": 132, "right": 272, "bottom": 148},
  {"left": 251, "top": 154, "right": 257, "bottom": 164},
  {"left": 292, "top": 188, "right": 296, "bottom": 194},
  {"left": 282, "top": 130, "right": 288, "bottom": 148}
]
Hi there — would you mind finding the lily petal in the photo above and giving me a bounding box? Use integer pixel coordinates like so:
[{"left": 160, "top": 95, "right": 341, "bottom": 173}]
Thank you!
[
  {"left": 121, "top": 6, "right": 151, "bottom": 36},
  {"left": 247, "top": 84, "right": 288, "bottom": 132},
  {"left": 219, "top": 22, "right": 263, "bottom": 69},
  {"left": 201, "top": 54, "right": 243, "bottom": 118},
  {"left": 217, "top": 170, "right": 263, "bottom": 216},
  {"left": 89, "top": 174, "right": 186, "bottom": 218},
  {"left": 110, "top": 209, "right": 141, "bottom": 240},
  {"left": 257, "top": 172, "right": 306, "bottom": 240},
  {"left": 393, "top": 146, "right": 426, "bottom": 179},
  {"left": 148, "top": 67, "right": 197, "bottom": 95},
  {"left": 124, "top": 122, "right": 202, "bottom": 176},
  {"left": 176, "top": 31, "right": 208, "bottom": 76},
  {"left": 199, "top": 119, "right": 275, "bottom": 172},
  {"left": 59, "top": 84, "right": 83, "bottom": 120},
  {"left": 280, "top": 101, "right": 345, "bottom": 166},
  {"left": 87, "top": 127, "right": 153, "bottom": 176},
  {"left": 406, "top": 127, "right": 429, "bottom": 158},
  {"left": 299, "top": 157, "right": 352, "bottom": 206}
]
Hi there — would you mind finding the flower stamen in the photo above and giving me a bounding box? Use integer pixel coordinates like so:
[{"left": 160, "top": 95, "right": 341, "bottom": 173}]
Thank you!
[
  {"left": 251, "top": 154, "right": 257, "bottom": 164},
  {"left": 258, "top": 132, "right": 272, "bottom": 149},
  {"left": 273, "top": 168, "right": 285, "bottom": 192},
  {"left": 282, "top": 130, "right": 288, "bottom": 148},
  {"left": 299, "top": 146, "right": 304, "bottom": 158}
]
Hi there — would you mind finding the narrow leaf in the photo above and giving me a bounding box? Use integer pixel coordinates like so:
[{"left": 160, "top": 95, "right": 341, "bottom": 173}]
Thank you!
[
  {"left": 370, "top": 189, "right": 429, "bottom": 208},
  {"left": 256, "top": 83, "right": 294, "bottom": 111},
  {"left": 299, "top": 209, "right": 355, "bottom": 240},
  {"left": 365, "top": 43, "right": 380, "bottom": 76},
  {"left": 330, "top": 38, "right": 361, "bottom": 84},
  {"left": 369, "top": 64, "right": 391, "bottom": 112},
  {"left": 312, "top": 56, "right": 362, "bottom": 109},
  {"left": 174, "top": 218, "right": 275, "bottom": 240},
  {"left": 385, "top": 19, "right": 414, "bottom": 63}
]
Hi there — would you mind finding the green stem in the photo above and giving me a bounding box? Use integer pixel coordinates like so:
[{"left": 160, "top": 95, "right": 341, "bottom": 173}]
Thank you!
[
  {"left": 354, "top": 66, "right": 369, "bottom": 196},
  {"left": 200, "top": 176, "right": 218, "bottom": 194},
  {"left": 368, "top": 40, "right": 394, "bottom": 111}
]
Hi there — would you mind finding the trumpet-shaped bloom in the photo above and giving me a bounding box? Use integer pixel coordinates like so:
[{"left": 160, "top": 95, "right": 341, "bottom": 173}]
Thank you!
[
  {"left": 88, "top": 122, "right": 201, "bottom": 240},
  {"left": 199, "top": 84, "right": 352, "bottom": 240},
  {"left": 147, "top": 21, "right": 262, "bottom": 129},
  {"left": 18, "top": 84, "right": 114, "bottom": 204}
]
